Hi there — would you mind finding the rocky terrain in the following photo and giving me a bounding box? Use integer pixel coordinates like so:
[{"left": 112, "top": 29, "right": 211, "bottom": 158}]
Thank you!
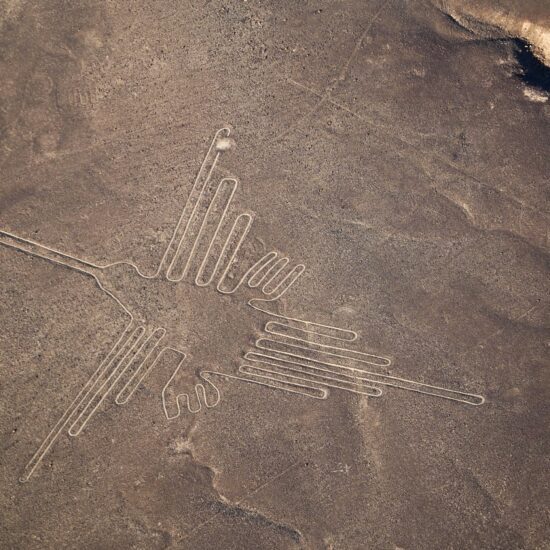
[{"left": 1, "top": 1, "right": 548, "bottom": 548}]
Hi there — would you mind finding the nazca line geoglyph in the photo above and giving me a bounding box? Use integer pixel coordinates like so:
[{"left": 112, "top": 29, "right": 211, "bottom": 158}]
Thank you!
[{"left": 0, "top": 128, "right": 485, "bottom": 482}]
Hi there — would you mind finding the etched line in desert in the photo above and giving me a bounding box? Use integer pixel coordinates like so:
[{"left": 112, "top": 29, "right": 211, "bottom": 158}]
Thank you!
[{"left": 1, "top": 129, "right": 484, "bottom": 482}]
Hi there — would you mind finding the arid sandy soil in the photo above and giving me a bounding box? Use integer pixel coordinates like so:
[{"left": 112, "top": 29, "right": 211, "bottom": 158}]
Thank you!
[{"left": 1, "top": 1, "right": 548, "bottom": 548}]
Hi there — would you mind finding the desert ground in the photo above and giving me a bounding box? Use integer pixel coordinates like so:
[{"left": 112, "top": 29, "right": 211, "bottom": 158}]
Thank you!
[{"left": 1, "top": 1, "right": 549, "bottom": 548}]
